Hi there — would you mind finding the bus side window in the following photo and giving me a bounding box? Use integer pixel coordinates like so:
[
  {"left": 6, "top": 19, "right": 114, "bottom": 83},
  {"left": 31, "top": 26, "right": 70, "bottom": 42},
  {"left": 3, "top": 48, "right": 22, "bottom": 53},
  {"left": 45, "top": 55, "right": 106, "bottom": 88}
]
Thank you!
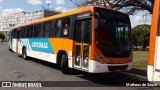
[
  {"left": 23, "top": 27, "right": 27, "bottom": 38},
  {"left": 20, "top": 28, "right": 26, "bottom": 38},
  {"left": 34, "top": 24, "right": 39, "bottom": 38},
  {"left": 49, "top": 20, "right": 54, "bottom": 37},
  {"left": 12, "top": 30, "right": 14, "bottom": 38},
  {"left": 42, "top": 23, "right": 46, "bottom": 37},
  {"left": 17, "top": 29, "right": 20, "bottom": 39},
  {"left": 33, "top": 24, "right": 43, "bottom": 38},
  {"left": 60, "top": 17, "right": 70, "bottom": 37},
  {"left": 13, "top": 29, "right": 17, "bottom": 39},
  {"left": 40, "top": 23, "right": 43, "bottom": 38},
  {"left": 55, "top": 19, "right": 62, "bottom": 37},
  {"left": 43, "top": 22, "right": 50, "bottom": 38},
  {"left": 26, "top": 27, "right": 29, "bottom": 38},
  {"left": 26, "top": 25, "right": 33, "bottom": 38},
  {"left": 19, "top": 28, "right": 22, "bottom": 38},
  {"left": 83, "top": 19, "right": 91, "bottom": 44}
]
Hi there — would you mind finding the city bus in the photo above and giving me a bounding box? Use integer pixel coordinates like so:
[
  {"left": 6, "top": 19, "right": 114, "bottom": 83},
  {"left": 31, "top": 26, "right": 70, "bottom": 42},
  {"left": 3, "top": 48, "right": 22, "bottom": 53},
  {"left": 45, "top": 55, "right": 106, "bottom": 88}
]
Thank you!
[
  {"left": 9, "top": 6, "right": 133, "bottom": 73},
  {"left": 148, "top": 0, "right": 160, "bottom": 83}
]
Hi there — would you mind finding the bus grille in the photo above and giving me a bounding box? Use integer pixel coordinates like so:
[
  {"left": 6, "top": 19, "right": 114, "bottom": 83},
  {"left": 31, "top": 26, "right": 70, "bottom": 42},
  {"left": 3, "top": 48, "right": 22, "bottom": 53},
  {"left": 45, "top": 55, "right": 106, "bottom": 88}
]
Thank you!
[{"left": 108, "top": 65, "right": 128, "bottom": 72}]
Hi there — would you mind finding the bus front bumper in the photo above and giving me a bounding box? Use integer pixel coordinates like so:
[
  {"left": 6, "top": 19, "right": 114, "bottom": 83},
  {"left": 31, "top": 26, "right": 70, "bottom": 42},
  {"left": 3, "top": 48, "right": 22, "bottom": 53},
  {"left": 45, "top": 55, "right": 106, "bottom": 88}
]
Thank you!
[{"left": 89, "top": 60, "right": 132, "bottom": 73}]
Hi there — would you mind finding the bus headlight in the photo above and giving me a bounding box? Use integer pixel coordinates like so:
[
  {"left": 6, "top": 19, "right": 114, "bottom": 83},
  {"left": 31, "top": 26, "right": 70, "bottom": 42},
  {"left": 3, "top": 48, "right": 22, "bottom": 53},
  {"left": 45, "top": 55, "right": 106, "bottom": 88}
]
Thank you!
[{"left": 95, "top": 52, "right": 105, "bottom": 64}]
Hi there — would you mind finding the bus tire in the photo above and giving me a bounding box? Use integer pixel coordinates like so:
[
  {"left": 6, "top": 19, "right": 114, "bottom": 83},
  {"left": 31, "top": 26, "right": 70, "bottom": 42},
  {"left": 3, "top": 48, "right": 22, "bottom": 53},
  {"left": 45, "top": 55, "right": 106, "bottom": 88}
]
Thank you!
[
  {"left": 22, "top": 48, "right": 28, "bottom": 60},
  {"left": 61, "top": 54, "right": 69, "bottom": 74}
]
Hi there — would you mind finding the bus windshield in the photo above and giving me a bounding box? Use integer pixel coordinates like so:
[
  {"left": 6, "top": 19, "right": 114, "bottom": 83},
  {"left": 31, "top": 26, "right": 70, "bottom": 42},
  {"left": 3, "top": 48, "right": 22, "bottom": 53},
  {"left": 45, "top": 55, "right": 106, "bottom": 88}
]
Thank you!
[{"left": 95, "top": 8, "right": 132, "bottom": 58}]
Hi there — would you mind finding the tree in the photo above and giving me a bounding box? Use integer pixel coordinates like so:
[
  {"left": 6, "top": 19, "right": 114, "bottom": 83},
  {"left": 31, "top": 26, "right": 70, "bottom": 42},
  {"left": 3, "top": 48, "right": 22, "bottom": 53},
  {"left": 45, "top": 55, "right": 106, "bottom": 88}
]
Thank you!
[
  {"left": 132, "top": 24, "right": 150, "bottom": 50},
  {"left": 43, "top": 9, "right": 60, "bottom": 17},
  {"left": 42, "top": 5, "right": 60, "bottom": 17},
  {"left": 71, "top": 0, "right": 153, "bottom": 15}
]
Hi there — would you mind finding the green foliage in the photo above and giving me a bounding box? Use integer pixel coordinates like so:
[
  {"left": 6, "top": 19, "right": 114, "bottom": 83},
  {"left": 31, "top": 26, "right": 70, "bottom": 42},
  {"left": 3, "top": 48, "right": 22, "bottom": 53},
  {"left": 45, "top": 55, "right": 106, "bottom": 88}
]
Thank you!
[
  {"left": 0, "top": 33, "right": 5, "bottom": 40},
  {"left": 44, "top": 9, "right": 60, "bottom": 17},
  {"left": 132, "top": 24, "right": 150, "bottom": 50},
  {"left": 133, "top": 51, "right": 148, "bottom": 70}
]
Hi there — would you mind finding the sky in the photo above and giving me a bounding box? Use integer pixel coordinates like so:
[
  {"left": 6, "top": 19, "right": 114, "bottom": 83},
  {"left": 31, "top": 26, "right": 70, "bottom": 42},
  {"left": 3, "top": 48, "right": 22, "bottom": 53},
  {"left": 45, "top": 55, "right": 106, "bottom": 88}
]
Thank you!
[{"left": 0, "top": 0, "right": 151, "bottom": 27}]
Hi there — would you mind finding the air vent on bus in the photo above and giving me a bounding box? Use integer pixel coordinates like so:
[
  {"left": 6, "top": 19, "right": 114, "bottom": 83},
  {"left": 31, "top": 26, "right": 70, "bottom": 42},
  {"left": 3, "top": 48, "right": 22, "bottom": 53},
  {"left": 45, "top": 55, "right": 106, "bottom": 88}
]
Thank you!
[{"left": 108, "top": 65, "right": 128, "bottom": 72}]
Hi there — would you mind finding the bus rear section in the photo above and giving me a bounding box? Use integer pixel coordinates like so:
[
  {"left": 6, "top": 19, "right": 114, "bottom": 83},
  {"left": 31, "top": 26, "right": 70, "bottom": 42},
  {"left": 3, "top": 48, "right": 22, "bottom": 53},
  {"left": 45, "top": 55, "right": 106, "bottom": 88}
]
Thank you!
[
  {"left": 148, "top": 0, "right": 160, "bottom": 83},
  {"left": 10, "top": 29, "right": 19, "bottom": 53}
]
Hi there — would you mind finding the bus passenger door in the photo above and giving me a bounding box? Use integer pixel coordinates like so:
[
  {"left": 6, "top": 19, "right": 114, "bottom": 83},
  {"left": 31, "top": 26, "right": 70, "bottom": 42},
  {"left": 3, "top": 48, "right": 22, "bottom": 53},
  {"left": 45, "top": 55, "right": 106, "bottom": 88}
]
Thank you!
[{"left": 74, "top": 19, "right": 91, "bottom": 70}]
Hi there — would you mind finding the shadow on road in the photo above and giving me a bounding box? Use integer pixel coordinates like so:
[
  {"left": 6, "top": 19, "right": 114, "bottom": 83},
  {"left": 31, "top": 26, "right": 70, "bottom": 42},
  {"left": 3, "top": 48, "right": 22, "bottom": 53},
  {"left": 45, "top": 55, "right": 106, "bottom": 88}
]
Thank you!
[
  {"left": 19, "top": 56, "right": 80, "bottom": 75},
  {"left": 126, "top": 68, "right": 147, "bottom": 77},
  {"left": 76, "top": 71, "right": 148, "bottom": 86},
  {"left": 19, "top": 56, "right": 149, "bottom": 86}
]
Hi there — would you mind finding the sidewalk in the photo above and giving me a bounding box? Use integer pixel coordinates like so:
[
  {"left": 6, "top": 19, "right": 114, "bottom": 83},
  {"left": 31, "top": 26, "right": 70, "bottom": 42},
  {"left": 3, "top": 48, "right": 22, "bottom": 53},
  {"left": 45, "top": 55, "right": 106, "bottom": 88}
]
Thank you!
[{"left": 123, "top": 68, "right": 148, "bottom": 82}]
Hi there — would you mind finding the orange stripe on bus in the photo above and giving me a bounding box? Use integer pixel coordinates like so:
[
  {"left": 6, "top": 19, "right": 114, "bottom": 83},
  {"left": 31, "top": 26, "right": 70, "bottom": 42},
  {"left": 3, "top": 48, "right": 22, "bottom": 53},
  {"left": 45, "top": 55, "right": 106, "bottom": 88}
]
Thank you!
[
  {"left": 148, "top": 0, "right": 160, "bottom": 66},
  {"left": 48, "top": 38, "right": 73, "bottom": 55}
]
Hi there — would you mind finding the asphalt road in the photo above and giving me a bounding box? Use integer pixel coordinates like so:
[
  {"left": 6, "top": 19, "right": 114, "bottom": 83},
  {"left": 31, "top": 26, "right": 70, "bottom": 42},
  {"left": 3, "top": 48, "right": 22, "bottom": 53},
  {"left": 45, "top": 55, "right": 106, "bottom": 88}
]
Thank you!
[{"left": 0, "top": 42, "right": 159, "bottom": 90}]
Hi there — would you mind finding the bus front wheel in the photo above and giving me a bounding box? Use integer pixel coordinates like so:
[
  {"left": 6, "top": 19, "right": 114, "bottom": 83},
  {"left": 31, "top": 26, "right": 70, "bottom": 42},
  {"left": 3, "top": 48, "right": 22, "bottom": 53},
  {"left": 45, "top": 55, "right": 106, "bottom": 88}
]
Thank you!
[
  {"left": 22, "top": 48, "right": 28, "bottom": 60},
  {"left": 61, "top": 54, "right": 69, "bottom": 74}
]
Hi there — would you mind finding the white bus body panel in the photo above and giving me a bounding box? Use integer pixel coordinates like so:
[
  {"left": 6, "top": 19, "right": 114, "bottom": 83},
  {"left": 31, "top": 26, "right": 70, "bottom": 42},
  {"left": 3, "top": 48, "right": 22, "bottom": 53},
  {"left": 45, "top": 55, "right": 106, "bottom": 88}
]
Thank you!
[
  {"left": 153, "top": 36, "right": 160, "bottom": 82},
  {"left": 18, "top": 39, "right": 57, "bottom": 64},
  {"left": 12, "top": 39, "right": 18, "bottom": 53},
  {"left": 18, "top": 40, "right": 22, "bottom": 54},
  {"left": 147, "top": 65, "right": 154, "bottom": 81},
  {"left": 88, "top": 60, "right": 132, "bottom": 73},
  {"left": 26, "top": 50, "right": 57, "bottom": 64}
]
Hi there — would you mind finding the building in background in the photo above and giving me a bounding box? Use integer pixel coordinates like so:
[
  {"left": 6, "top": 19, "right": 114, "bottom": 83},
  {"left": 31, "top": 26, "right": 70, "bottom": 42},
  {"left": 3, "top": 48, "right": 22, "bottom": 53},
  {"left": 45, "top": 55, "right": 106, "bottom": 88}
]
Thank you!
[
  {"left": 0, "top": 11, "right": 44, "bottom": 41},
  {"left": 0, "top": 10, "right": 58, "bottom": 41}
]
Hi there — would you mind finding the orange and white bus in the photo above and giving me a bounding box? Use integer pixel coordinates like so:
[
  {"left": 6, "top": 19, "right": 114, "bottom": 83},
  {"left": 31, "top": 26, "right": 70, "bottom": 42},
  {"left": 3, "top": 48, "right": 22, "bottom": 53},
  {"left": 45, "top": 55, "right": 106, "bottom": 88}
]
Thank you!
[
  {"left": 9, "top": 6, "right": 133, "bottom": 74},
  {"left": 148, "top": 0, "right": 160, "bottom": 83}
]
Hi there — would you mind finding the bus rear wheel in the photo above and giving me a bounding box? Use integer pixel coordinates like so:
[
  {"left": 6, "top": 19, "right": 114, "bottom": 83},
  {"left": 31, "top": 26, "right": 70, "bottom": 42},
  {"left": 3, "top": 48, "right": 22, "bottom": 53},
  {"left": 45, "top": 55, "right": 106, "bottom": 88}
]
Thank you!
[
  {"left": 22, "top": 48, "right": 28, "bottom": 60},
  {"left": 61, "top": 54, "right": 69, "bottom": 74}
]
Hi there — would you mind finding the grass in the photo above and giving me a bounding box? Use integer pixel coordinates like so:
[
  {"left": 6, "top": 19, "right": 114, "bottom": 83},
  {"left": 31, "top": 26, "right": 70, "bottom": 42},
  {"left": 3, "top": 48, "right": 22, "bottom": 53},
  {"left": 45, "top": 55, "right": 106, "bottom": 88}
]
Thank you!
[{"left": 133, "top": 51, "right": 148, "bottom": 71}]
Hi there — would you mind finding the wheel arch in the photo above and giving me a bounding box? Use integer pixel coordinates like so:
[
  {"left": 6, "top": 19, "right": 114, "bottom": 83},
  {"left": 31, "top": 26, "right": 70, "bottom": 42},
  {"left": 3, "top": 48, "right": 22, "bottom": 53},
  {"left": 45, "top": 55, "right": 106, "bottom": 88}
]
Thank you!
[{"left": 56, "top": 50, "right": 68, "bottom": 65}]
